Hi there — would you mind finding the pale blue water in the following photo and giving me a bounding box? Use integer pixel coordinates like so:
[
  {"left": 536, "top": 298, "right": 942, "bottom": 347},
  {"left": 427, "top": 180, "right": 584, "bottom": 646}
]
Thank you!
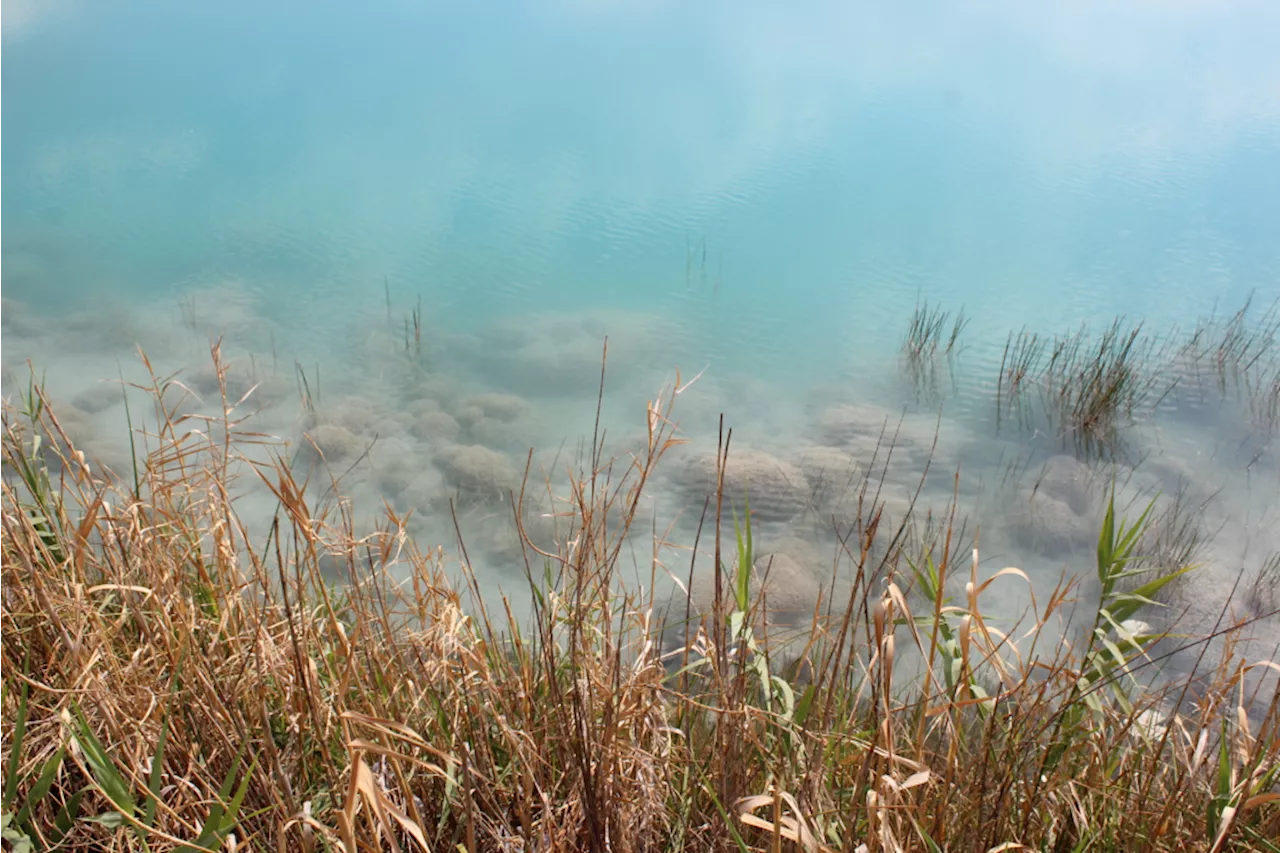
[
  {"left": 8, "top": 2, "right": 1278, "bottom": 354},
  {"left": 4, "top": 1, "right": 1280, "bottom": 691}
]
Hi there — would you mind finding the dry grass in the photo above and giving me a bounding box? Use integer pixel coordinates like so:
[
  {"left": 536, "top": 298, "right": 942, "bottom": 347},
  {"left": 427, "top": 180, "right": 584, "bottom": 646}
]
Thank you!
[{"left": 3, "top": 344, "right": 1279, "bottom": 852}]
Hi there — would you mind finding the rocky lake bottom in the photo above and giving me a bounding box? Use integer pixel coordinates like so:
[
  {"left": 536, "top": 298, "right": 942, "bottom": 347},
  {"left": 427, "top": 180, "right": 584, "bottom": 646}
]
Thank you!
[{"left": 3, "top": 280, "right": 1278, "bottom": 714}]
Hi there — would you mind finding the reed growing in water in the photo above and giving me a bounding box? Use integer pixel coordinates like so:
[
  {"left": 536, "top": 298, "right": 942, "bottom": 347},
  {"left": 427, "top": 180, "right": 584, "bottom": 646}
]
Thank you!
[
  {"left": 995, "top": 319, "right": 1180, "bottom": 460},
  {"left": 2, "top": 346, "right": 1278, "bottom": 852},
  {"left": 901, "top": 300, "right": 968, "bottom": 402}
]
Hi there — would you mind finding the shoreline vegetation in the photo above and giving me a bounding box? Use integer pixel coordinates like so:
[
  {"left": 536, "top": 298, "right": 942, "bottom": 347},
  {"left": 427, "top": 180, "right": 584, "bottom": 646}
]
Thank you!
[{"left": 4, "top": 306, "right": 1280, "bottom": 852}]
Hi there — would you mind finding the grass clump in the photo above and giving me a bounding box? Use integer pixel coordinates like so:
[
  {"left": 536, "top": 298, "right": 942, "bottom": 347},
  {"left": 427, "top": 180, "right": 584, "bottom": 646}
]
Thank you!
[
  {"left": 901, "top": 300, "right": 968, "bottom": 402},
  {"left": 3, "top": 347, "right": 1279, "bottom": 851},
  {"left": 1179, "top": 294, "right": 1280, "bottom": 396},
  {"left": 997, "top": 318, "right": 1176, "bottom": 460}
]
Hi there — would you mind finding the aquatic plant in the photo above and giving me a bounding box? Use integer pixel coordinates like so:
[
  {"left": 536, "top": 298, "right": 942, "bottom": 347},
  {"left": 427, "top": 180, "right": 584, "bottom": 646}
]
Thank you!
[
  {"left": 1246, "top": 552, "right": 1280, "bottom": 618},
  {"left": 901, "top": 299, "right": 968, "bottom": 401},
  {"left": 384, "top": 278, "right": 428, "bottom": 367},
  {"left": 1179, "top": 293, "right": 1280, "bottom": 396},
  {"left": 294, "top": 360, "right": 320, "bottom": 415},
  {"left": 3, "top": 346, "right": 1278, "bottom": 852},
  {"left": 996, "top": 318, "right": 1177, "bottom": 461},
  {"left": 1043, "top": 319, "right": 1176, "bottom": 459},
  {"left": 1171, "top": 293, "right": 1280, "bottom": 437},
  {"left": 1130, "top": 485, "right": 1219, "bottom": 603},
  {"left": 996, "top": 327, "right": 1047, "bottom": 430}
]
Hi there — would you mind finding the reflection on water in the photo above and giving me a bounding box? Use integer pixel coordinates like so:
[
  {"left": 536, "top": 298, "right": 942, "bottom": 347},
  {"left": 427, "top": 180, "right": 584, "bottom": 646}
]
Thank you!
[{"left": 3, "top": 1, "right": 1279, "bottom": 700}]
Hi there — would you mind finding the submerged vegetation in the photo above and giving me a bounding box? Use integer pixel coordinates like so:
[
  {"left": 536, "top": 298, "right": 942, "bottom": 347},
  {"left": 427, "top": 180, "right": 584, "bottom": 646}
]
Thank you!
[
  {"left": 3, "top": 346, "right": 1278, "bottom": 852},
  {"left": 901, "top": 299, "right": 968, "bottom": 403},
  {"left": 1176, "top": 295, "right": 1280, "bottom": 434},
  {"left": 988, "top": 294, "right": 1280, "bottom": 460},
  {"left": 996, "top": 318, "right": 1174, "bottom": 460},
  {"left": 1178, "top": 295, "right": 1280, "bottom": 398}
]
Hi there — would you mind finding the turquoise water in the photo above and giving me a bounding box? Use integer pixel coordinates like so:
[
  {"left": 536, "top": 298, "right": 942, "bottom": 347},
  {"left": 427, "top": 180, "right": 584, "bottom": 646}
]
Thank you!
[{"left": 4, "top": 1, "right": 1279, "bottom": 694}]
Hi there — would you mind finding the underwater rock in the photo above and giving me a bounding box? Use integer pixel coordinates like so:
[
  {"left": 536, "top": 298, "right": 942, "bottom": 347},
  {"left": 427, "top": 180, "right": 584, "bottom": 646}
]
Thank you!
[
  {"left": 1031, "top": 454, "right": 1097, "bottom": 517},
  {"left": 61, "top": 303, "right": 148, "bottom": 353},
  {"left": 457, "top": 393, "right": 529, "bottom": 423},
  {"left": 0, "top": 297, "right": 47, "bottom": 338},
  {"left": 409, "top": 410, "right": 462, "bottom": 444},
  {"left": 397, "top": 468, "right": 448, "bottom": 515},
  {"left": 407, "top": 397, "right": 443, "bottom": 416},
  {"left": 433, "top": 443, "right": 520, "bottom": 506},
  {"left": 814, "top": 403, "right": 902, "bottom": 449},
  {"left": 475, "top": 504, "right": 564, "bottom": 566},
  {"left": 9, "top": 402, "right": 128, "bottom": 479},
  {"left": 789, "top": 445, "right": 865, "bottom": 511},
  {"left": 455, "top": 393, "right": 534, "bottom": 448},
  {"left": 1008, "top": 493, "right": 1094, "bottom": 558},
  {"left": 370, "top": 438, "right": 421, "bottom": 498},
  {"left": 469, "top": 309, "right": 671, "bottom": 395},
  {"left": 761, "top": 534, "right": 827, "bottom": 567},
  {"left": 673, "top": 448, "right": 810, "bottom": 525},
  {"left": 73, "top": 382, "right": 123, "bottom": 415},
  {"left": 812, "top": 404, "right": 957, "bottom": 479},
  {"left": 321, "top": 396, "right": 383, "bottom": 436},
  {"left": 0, "top": 361, "right": 17, "bottom": 394},
  {"left": 174, "top": 279, "right": 283, "bottom": 351},
  {"left": 403, "top": 373, "right": 458, "bottom": 408},
  {"left": 297, "top": 424, "right": 365, "bottom": 467},
  {"left": 660, "top": 549, "right": 824, "bottom": 667},
  {"left": 184, "top": 361, "right": 287, "bottom": 409},
  {"left": 376, "top": 464, "right": 415, "bottom": 498}
]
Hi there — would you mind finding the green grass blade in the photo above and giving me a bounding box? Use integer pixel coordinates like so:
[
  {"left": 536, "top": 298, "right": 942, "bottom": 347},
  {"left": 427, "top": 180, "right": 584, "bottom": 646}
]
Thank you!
[
  {"left": 14, "top": 746, "right": 66, "bottom": 828},
  {"left": 1097, "top": 492, "right": 1117, "bottom": 585},
  {"left": 4, "top": 679, "right": 29, "bottom": 810},
  {"left": 1109, "top": 566, "right": 1196, "bottom": 625},
  {"left": 49, "top": 787, "right": 87, "bottom": 846},
  {"left": 142, "top": 715, "right": 169, "bottom": 828},
  {"left": 178, "top": 753, "right": 256, "bottom": 853},
  {"left": 118, "top": 366, "right": 142, "bottom": 499},
  {"left": 69, "top": 704, "right": 136, "bottom": 818}
]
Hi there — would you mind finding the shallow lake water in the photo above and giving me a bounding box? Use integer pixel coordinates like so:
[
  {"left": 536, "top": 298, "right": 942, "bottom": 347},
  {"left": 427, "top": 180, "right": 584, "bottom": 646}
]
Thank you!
[{"left": 3, "top": 1, "right": 1279, "bottom": 702}]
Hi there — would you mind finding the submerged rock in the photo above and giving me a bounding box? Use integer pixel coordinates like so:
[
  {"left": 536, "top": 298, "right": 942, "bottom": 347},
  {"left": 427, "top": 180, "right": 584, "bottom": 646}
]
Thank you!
[
  {"left": 455, "top": 393, "right": 534, "bottom": 448},
  {"left": 476, "top": 504, "right": 565, "bottom": 566},
  {"left": 468, "top": 309, "right": 672, "bottom": 395},
  {"left": 3, "top": 401, "right": 130, "bottom": 480},
  {"left": 997, "top": 453, "right": 1109, "bottom": 560},
  {"left": 321, "top": 396, "right": 383, "bottom": 436},
  {"left": 789, "top": 444, "right": 865, "bottom": 512},
  {"left": 1008, "top": 492, "right": 1095, "bottom": 558},
  {"left": 1031, "top": 454, "right": 1097, "bottom": 517},
  {"left": 0, "top": 297, "right": 47, "bottom": 338},
  {"left": 397, "top": 468, "right": 448, "bottom": 515},
  {"left": 673, "top": 448, "right": 810, "bottom": 525},
  {"left": 660, "top": 548, "right": 827, "bottom": 671},
  {"left": 403, "top": 373, "right": 458, "bottom": 407},
  {"left": 433, "top": 443, "right": 520, "bottom": 505},
  {"left": 187, "top": 361, "right": 291, "bottom": 412},
  {"left": 370, "top": 439, "right": 421, "bottom": 498},
  {"left": 814, "top": 403, "right": 902, "bottom": 449},
  {"left": 811, "top": 403, "right": 952, "bottom": 488},
  {"left": 297, "top": 424, "right": 364, "bottom": 467},
  {"left": 409, "top": 410, "right": 462, "bottom": 444},
  {"left": 72, "top": 382, "right": 123, "bottom": 415}
]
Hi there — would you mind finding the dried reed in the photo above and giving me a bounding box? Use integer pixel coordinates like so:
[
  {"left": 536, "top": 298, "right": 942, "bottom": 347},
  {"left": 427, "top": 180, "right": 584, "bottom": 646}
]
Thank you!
[{"left": 2, "top": 344, "right": 1278, "bottom": 852}]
